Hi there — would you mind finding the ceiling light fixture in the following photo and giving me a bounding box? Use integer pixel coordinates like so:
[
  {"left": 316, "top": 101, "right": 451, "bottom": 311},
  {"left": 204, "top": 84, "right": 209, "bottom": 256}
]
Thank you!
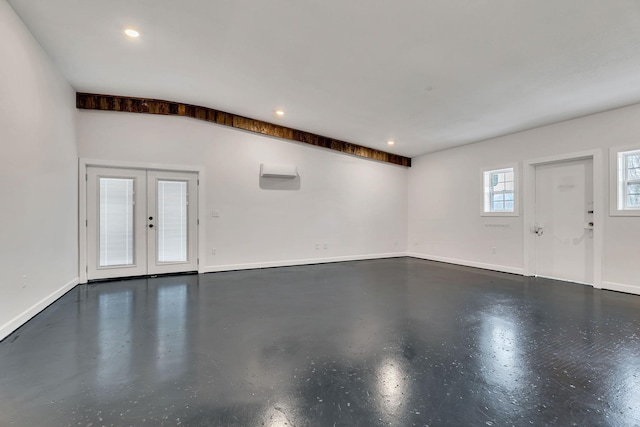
[
  {"left": 275, "top": 110, "right": 285, "bottom": 116},
  {"left": 124, "top": 28, "right": 140, "bottom": 38},
  {"left": 387, "top": 140, "right": 395, "bottom": 146}
]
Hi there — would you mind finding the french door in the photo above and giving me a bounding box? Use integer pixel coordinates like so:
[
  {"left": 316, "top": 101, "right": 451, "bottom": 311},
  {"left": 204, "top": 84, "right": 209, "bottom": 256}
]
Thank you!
[{"left": 86, "top": 167, "right": 198, "bottom": 281}]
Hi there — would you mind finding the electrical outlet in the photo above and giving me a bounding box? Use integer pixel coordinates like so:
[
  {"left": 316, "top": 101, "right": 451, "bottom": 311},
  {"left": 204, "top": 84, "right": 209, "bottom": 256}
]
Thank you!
[
  {"left": 212, "top": 248, "right": 216, "bottom": 255},
  {"left": 212, "top": 210, "right": 220, "bottom": 218},
  {"left": 315, "top": 243, "right": 320, "bottom": 250},
  {"left": 323, "top": 243, "right": 328, "bottom": 249}
]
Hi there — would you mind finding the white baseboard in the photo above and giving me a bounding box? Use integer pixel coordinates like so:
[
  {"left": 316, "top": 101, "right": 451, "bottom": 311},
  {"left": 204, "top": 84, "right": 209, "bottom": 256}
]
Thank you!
[
  {"left": 407, "top": 252, "right": 524, "bottom": 275},
  {"left": 201, "top": 252, "right": 407, "bottom": 273},
  {"left": 0, "top": 277, "right": 79, "bottom": 342},
  {"left": 601, "top": 281, "right": 640, "bottom": 296}
]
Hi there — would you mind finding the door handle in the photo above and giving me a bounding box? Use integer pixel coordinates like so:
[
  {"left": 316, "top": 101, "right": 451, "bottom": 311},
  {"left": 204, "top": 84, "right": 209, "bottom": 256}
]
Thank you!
[
  {"left": 533, "top": 226, "right": 544, "bottom": 236},
  {"left": 149, "top": 224, "right": 154, "bottom": 228}
]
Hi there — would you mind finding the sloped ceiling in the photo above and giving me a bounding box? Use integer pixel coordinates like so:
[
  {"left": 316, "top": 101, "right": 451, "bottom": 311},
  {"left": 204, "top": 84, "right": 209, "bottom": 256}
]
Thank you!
[{"left": 8, "top": 0, "right": 640, "bottom": 157}]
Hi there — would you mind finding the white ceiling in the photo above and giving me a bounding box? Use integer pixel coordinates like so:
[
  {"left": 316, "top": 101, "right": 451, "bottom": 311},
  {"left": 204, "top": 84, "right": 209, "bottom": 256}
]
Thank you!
[{"left": 8, "top": 0, "right": 640, "bottom": 157}]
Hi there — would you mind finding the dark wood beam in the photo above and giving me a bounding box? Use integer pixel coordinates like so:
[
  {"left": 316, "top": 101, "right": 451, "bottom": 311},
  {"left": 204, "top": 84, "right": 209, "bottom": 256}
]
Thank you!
[{"left": 76, "top": 93, "right": 411, "bottom": 167}]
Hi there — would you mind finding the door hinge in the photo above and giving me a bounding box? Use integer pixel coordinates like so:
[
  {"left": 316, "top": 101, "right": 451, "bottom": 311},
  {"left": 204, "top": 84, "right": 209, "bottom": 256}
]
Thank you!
[
  {"left": 197, "top": 258, "right": 199, "bottom": 265},
  {"left": 197, "top": 179, "right": 200, "bottom": 186},
  {"left": 197, "top": 219, "right": 199, "bottom": 225},
  {"left": 85, "top": 219, "right": 88, "bottom": 227},
  {"left": 85, "top": 173, "right": 88, "bottom": 181},
  {"left": 86, "top": 265, "right": 88, "bottom": 273}
]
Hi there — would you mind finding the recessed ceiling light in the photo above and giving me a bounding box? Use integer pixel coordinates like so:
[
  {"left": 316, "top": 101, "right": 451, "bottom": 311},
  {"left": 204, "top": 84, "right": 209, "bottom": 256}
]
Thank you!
[
  {"left": 124, "top": 28, "right": 140, "bottom": 38},
  {"left": 275, "top": 110, "right": 285, "bottom": 116},
  {"left": 387, "top": 140, "right": 395, "bottom": 146}
]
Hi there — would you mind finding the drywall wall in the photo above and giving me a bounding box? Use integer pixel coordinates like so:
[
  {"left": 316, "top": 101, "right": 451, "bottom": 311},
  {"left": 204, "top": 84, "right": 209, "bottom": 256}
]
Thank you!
[
  {"left": 77, "top": 110, "right": 408, "bottom": 273},
  {"left": 408, "top": 103, "right": 640, "bottom": 293},
  {"left": 0, "top": 1, "right": 78, "bottom": 340}
]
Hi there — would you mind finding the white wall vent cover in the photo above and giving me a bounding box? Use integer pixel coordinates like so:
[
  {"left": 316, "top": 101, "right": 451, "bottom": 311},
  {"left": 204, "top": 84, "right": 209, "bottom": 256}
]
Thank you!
[{"left": 260, "top": 163, "right": 298, "bottom": 178}]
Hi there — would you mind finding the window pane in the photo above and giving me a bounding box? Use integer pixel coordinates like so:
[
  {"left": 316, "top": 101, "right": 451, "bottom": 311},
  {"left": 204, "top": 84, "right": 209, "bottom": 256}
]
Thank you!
[
  {"left": 627, "top": 194, "right": 640, "bottom": 208},
  {"left": 627, "top": 167, "right": 640, "bottom": 181},
  {"left": 627, "top": 154, "right": 640, "bottom": 169},
  {"left": 505, "top": 201, "right": 514, "bottom": 211},
  {"left": 485, "top": 167, "right": 516, "bottom": 214},
  {"left": 157, "top": 181, "right": 188, "bottom": 263},
  {"left": 99, "top": 178, "right": 134, "bottom": 267},
  {"left": 628, "top": 183, "right": 640, "bottom": 195}
]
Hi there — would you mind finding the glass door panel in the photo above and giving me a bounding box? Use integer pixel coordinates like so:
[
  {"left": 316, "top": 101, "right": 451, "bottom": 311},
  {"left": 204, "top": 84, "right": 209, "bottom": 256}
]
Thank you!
[
  {"left": 99, "top": 178, "right": 135, "bottom": 267},
  {"left": 157, "top": 180, "right": 188, "bottom": 263}
]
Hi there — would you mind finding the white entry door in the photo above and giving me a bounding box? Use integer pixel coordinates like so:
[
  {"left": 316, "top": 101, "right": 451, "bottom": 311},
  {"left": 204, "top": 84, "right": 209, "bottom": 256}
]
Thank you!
[
  {"left": 534, "top": 159, "right": 594, "bottom": 284},
  {"left": 87, "top": 167, "right": 198, "bottom": 281}
]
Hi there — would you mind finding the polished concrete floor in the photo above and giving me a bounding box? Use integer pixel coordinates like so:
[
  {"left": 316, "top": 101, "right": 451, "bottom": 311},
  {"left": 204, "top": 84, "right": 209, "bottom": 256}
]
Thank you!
[{"left": 1, "top": 258, "right": 639, "bottom": 426}]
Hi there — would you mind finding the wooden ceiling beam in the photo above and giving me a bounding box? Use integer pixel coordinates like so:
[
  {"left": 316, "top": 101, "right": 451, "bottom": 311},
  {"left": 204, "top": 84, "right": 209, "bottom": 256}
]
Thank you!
[{"left": 76, "top": 93, "right": 411, "bottom": 167}]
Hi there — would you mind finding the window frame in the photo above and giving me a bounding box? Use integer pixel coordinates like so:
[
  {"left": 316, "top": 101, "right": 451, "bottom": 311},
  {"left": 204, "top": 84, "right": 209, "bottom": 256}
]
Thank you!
[
  {"left": 610, "top": 146, "right": 640, "bottom": 216},
  {"left": 481, "top": 164, "right": 519, "bottom": 217}
]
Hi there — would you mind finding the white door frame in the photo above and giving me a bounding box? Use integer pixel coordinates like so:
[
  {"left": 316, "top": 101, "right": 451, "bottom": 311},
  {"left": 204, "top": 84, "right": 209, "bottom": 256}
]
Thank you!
[
  {"left": 522, "top": 149, "right": 603, "bottom": 288},
  {"left": 79, "top": 158, "right": 206, "bottom": 284}
]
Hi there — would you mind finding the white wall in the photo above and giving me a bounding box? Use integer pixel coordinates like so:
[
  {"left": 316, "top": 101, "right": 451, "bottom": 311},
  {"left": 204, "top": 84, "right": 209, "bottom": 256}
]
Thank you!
[
  {"left": 78, "top": 111, "right": 408, "bottom": 272},
  {"left": 0, "top": 1, "right": 78, "bottom": 340},
  {"left": 408, "top": 103, "right": 640, "bottom": 293}
]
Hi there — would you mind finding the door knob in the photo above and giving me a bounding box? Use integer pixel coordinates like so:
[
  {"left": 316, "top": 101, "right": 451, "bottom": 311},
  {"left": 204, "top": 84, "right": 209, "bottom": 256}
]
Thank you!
[
  {"left": 533, "top": 226, "right": 544, "bottom": 236},
  {"left": 149, "top": 216, "right": 153, "bottom": 220}
]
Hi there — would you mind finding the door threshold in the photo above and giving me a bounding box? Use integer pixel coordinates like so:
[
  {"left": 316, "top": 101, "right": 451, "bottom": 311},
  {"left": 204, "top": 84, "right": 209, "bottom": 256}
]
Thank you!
[
  {"left": 88, "top": 271, "right": 198, "bottom": 284},
  {"left": 535, "top": 275, "right": 592, "bottom": 286}
]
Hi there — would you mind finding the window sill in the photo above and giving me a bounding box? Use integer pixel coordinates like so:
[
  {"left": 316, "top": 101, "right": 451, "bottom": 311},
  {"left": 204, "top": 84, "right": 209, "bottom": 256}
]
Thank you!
[
  {"left": 481, "top": 211, "right": 519, "bottom": 217},
  {"left": 609, "top": 209, "right": 640, "bottom": 217}
]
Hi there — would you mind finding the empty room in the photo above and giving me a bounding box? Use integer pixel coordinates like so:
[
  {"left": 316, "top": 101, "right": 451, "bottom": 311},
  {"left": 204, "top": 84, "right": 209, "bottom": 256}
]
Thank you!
[{"left": 1, "top": 1, "right": 639, "bottom": 426}]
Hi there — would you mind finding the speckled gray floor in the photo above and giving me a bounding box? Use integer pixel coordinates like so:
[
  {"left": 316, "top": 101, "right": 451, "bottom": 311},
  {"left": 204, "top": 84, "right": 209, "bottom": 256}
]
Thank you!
[{"left": 1, "top": 258, "right": 639, "bottom": 426}]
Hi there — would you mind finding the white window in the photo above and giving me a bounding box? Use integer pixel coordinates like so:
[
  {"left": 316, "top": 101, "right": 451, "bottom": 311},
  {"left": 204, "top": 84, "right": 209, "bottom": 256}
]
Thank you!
[
  {"left": 611, "top": 147, "right": 640, "bottom": 215},
  {"left": 482, "top": 166, "right": 518, "bottom": 216}
]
